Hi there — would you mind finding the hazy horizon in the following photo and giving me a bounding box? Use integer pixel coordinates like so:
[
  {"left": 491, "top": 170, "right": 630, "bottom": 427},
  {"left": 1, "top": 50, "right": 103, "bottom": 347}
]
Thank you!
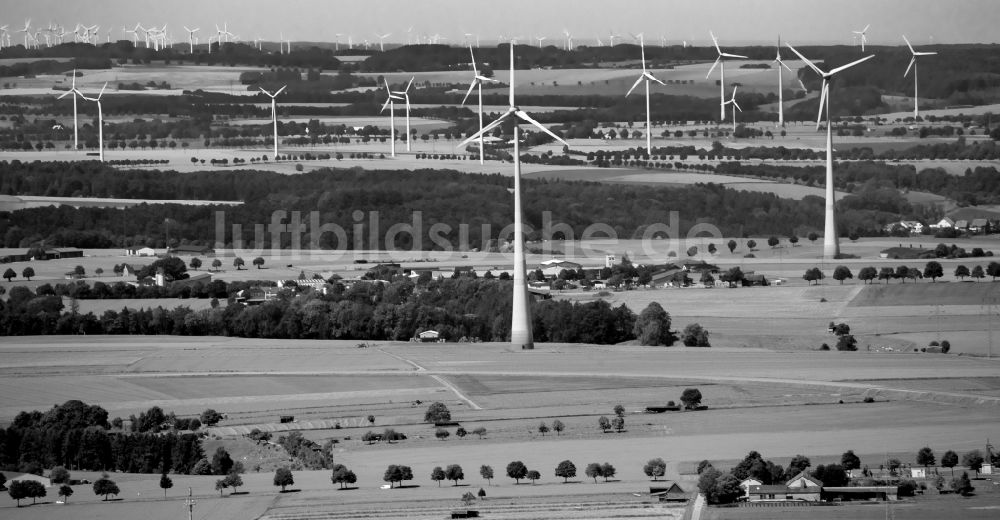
[{"left": 2, "top": 0, "right": 999, "bottom": 48}]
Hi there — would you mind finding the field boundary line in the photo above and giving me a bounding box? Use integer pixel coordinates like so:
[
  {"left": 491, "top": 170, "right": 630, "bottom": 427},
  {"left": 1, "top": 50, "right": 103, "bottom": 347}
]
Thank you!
[{"left": 429, "top": 374, "right": 482, "bottom": 410}]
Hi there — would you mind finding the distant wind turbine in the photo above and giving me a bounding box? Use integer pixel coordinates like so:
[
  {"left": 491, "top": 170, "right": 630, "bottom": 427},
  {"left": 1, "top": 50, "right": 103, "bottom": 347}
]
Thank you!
[
  {"left": 853, "top": 24, "right": 870, "bottom": 52},
  {"left": 392, "top": 77, "right": 415, "bottom": 151},
  {"left": 903, "top": 34, "right": 937, "bottom": 119},
  {"left": 625, "top": 35, "right": 665, "bottom": 154},
  {"left": 380, "top": 78, "right": 403, "bottom": 157},
  {"left": 462, "top": 44, "right": 498, "bottom": 164},
  {"left": 706, "top": 31, "right": 747, "bottom": 122},
  {"left": 260, "top": 85, "right": 287, "bottom": 159},
  {"left": 724, "top": 85, "right": 742, "bottom": 133},
  {"left": 79, "top": 82, "right": 108, "bottom": 162},
  {"left": 773, "top": 36, "right": 793, "bottom": 127},
  {"left": 786, "top": 42, "right": 874, "bottom": 259},
  {"left": 374, "top": 32, "right": 391, "bottom": 52},
  {"left": 459, "top": 42, "right": 569, "bottom": 350},
  {"left": 183, "top": 26, "right": 199, "bottom": 54}
]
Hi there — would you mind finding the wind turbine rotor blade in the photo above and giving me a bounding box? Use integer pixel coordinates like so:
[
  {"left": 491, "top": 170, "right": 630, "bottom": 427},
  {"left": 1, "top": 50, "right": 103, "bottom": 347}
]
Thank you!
[
  {"left": 780, "top": 60, "right": 793, "bottom": 72},
  {"left": 475, "top": 75, "right": 496, "bottom": 82},
  {"left": 916, "top": 51, "right": 937, "bottom": 56},
  {"left": 57, "top": 90, "right": 72, "bottom": 99},
  {"left": 515, "top": 110, "right": 568, "bottom": 147},
  {"left": 902, "top": 34, "right": 915, "bottom": 53},
  {"left": 404, "top": 77, "right": 413, "bottom": 92},
  {"left": 97, "top": 82, "right": 107, "bottom": 99},
  {"left": 733, "top": 101, "right": 742, "bottom": 112},
  {"left": 721, "top": 52, "right": 748, "bottom": 59},
  {"left": 709, "top": 31, "right": 720, "bottom": 54},
  {"left": 863, "top": 24, "right": 870, "bottom": 33},
  {"left": 904, "top": 57, "right": 915, "bottom": 77},
  {"left": 646, "top": 72, "right": 665, "bottom": 86},
  {"left": 461, "top": 80, "right": 476, "bottom": 105},
  {"left": 275, "top": 86, "right": 287, "bottom": 96},
  {"left": 816, "top": 81, "right": 828, "bottom": 130},
  {"left": 625, "top": 75, "right": 643, "bottom": 97},
  {"left": 380, "top": 97, "right": 391, "bottom": 113},
  {"left": 459, "top": 109, "right": 514, "bottom": 147},
  {"left": 508, "top": 43, "right": 514, "bottom": 107},
  {"left": 785, "top": 43, "right": 823, "bottom": 76},
  {"left": 706, "top": 57, "right": 720, "bottom": 79},
  {"left": 829, "top": 54, "right": 875, "bottom": 75}
]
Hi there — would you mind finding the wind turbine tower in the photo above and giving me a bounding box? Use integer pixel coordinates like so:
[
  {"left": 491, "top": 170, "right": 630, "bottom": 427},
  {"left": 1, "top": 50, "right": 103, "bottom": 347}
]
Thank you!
[
  {"left": 853, "top": 24, "right": 870, "bottom": 52},
  {"left": 183, "top": 26, "right": 199, "bottom": 53},
  {"left": 260, "top": 85, "right": 287, "bottom": 159},
  {"left": 56, "top": 69, "right": 83, "bottom": 150},
  {"left": 380, "top": 79, "right": 403, "bottom": 157},
  {"left": 773, "top": 37, "right": 792, "bottom": 127},
  {"left": 459, "top": 42, "right": 569, "bottom": 350},
  {"left": 707, "top": 31, "right": 747, "bottom": 122},
  {"left": 786, "top": 43, "right": 874, "bottom": 259},
  {"left": 462, "top": 45, "right": 498, "bottom": 164},
  {"left": 79, "top": 83, "right": 108, "bottom": 162},
  {"left": 724, "top": 85, "right": 742, "bottom": 133},
  {"left": 392, "top": 78, "right": 414, "bottom": 151},
  {"left": 625, "top": 35, "right": 665, "bottom": 154},
  {"left": 903, "top": 35, "right": 936, "bottom": 120}
]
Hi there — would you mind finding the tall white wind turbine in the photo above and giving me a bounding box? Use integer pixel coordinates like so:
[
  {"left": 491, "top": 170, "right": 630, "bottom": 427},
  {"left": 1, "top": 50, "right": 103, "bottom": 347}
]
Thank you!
[
  {"left": 773, "top": 36, "right": 793, "bottom": 127},
  {"left": 786, "top": 43, "right": 874, "bottom": 259},
  {"left": 535, "top": 35, "right": 546, "bottom": 48},
  {"left": 380, "top": 79, "right": 403, "bottom": 157},
  {"left": 18, "top": 19, "right": 30, "bottom": 49},
  {"left": 260, "top": 85, "right": 287, "bottom": 159},
  {"left": 392, "top": 77, "right": 415, "bottom": 151},
  {"left": 903, "top": 35, "right": 936, "bottom": 120},
  {"left": 79, "top": 82, "right": 108, "bottom": 162},
  {"left": 459, "top": 42, "right": 569, "bottom": 350},
  {"left": 724, "top": 85, "right": 742, "bottom": 133},
  {"left": 853, "top": 24, "right": 870, "bottom": 52},
  {"left": 462, "top": 44, "right": 498, "bottom": 164},
  {"left": 183, "top": 26, "right": 199, "bottom": 53},
  {"left": 625, "top": 35, "right": 665, "bottom": 154},
  {"left": 706, "top": 31, "right": 747, "bottom": 121},
  {"left": 374, "top": 32, "right": 391, "bottom": 52},
  {"left": 56, "top": 69, "right": 83, "bottom": 150}
]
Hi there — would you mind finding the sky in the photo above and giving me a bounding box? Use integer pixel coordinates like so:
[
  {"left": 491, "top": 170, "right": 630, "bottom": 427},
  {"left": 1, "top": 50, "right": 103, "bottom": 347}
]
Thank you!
[{"left": 3, "top": 0, "right": 999, "bottom": 47}]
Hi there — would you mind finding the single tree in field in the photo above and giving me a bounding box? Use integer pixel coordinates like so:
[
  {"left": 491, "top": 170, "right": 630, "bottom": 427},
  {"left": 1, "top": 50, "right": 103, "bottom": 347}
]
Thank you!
[
  {"left": 253, "top": 256, "right": 265, "bottom": 269},
  {"left": 858, "top": 266, "right": 877, "bottom": 284},
  {"left": 461, "top": 491, "right": 477, "bottom": 506},
  {"left": 159, "top": 473, "right": 173, "bottom": 497},
  {"left": 538, "top": 421, "right": 550, "bottom": 436},
  {"left": 480, "top": 465, "right": 494, "bottom": 485},
  {"left": 832, "top": 265, "right": 853, "bottom": 284},
  {"left": 273, "top": 467, "right": 294, "bottom": 492},
  {"left": 555, "top": 460, "right": 577, "bottom": 483},
  {"left": 600, "top": 463, "right": 616, "bottom": 481},
  {"left": 50, "top": 466, "right": 71, "bottom": 484},
  {"left": 613, "top": 404, "right": 625, "bottom": 417},
  {"left": 682, "top": 323, "right": 710, "bottom": 347},
  {"left": 727, "top": 239, "right": 737, "bottom": 254},
  {"left": 681, "top": 388, "right": 703, "bottom": 408},
  {"left": 431, "top": 466, "right": 446, "bottom": 487},
  {"left": 446, "top": 464, "right": 465, "bottom": 486},
  {"left": 424, "top": 402, "right": 451, "bottom": 423},
  {"left": 22, "top": 266, "right": 35, "bottom": 281},
  {"left": 598, "top": 416, "right": 611, "bottom": 433},
  {"left": 924, "top": 261, "right": 944, "bottom": 282},
  {"left": 58, "top": 484, "right": 73, "bottom": 503},
  {"left": 807, "top": 232, "right": 818, "bottom": 243},
  {"left": 201, "top": 408, "right": 223, "bottom": 426},
  {"left": 435, "top": 428, "right": 450, "bottom": 440},
  {"left": 954, "top": 265, "right": 970, "bottom": 280},
  {"left": 708, "top": 243, "right": 717, "bottom": 254},
  {"left": 952, "top": 471, "right": 975, "bottom": 496},
  {"left": 455, "top": 427, "right": 467, "bottom": 438},
  {"left": 506, "top": 461, "right": 528, "bottom": 484},
  {"left": 224, "top": 472, "right": 243, "bottom": 494},
  {"left": 942, "top": 450, "right": 959, "bottom": 476},
  {"left": 789, "top": 235, "right": 799, "bottom": 246},
  {"left": 215, "top": 478, "right": 228, "bottom": 496},
  {"left": 478, "top": 487, "right": 486, "bottom": 499},
  {"left": 552, "top": 419, "right": 565, "bottom": 436},
  {"left": 93, "top": 475, "right": 120, "bottom": 500},
  {"left": 746, "top": 239, "right": 757, "bottom": 250},
  {"left": 526, "top": 470, "right": 541, "bottom": 484},
  {"left": 3, "top": 268, "right": 15, "bottom": 282},
  {"left": 841, "top": 450, "right": 861, "bottom": 473},
  {"left": 803, "top": 267, "right": 824, "bottom": 285},
  {"left": 330, "top": 464, "right": 357, "bottom": 489},
  {"left": 988, "top": 261, "right": 1000, "bottom": 281},
  {"left": 917, "top": 447, "right": 936, "bottom": 472},
  {"left": 74, "top": 265, "right": 86, "bottom": 277},
  {"left": 612, "top": 415, "right": 625, "bottom": 432},
  {"left": 212, "top": 446, "right": 234, "bottom": 475},
  {"left": 472, "top": 427, "right": 487, "bottom": 439},
  {"left": 9, "top": 480, "right": 28, "bottom": 506},
  {"left": 768, "top": 236, "right": 780, "bottom": 248},
  {"left": 962, "top": 450, "right": 984, "bottom": 476},
  {"left": 95, "top": 267, "right": 104, "bottom": 277},
  {"left": 644, "top": 458, "right": 667, "bottom": 480},
  {"left": 971, "top": 265, "right": 985, "bottom": 282},
  {"left": 190, "top": 257, "right": 202, "bottom": 270},
  {"left": 233, "top": 257, "right": 245, "bottom": 270},
  {"left": 633, "top": 301, "right": 675, "bottom": 346},
  {"left": 585, "top": 462, "right": 603, "bottom": 483},
  {"left": 211, "top": 258, "right": 223, "bottom": 271}
]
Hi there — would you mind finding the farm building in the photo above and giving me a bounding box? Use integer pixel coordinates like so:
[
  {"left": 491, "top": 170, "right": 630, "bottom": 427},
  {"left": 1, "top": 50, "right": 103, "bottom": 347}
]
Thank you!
[
  {"left": 168, "top": 244, "right": 215, "bottom": 256},
  {"left": 738, "top": 477, "right": 763, "bottom": 500},
  {"left": 418, "top": 330, "right": 441, "bottom": 342},
  {"left": 7, "top": 472, "right": 51, "bottom": 488},
  {"left": 237, "top": 287, "right": 281, "bottom": 305},
  {"left": 42, "top": 247, "right": 84, "bottom": 260},
  {"left": 821, "top": 486, "right": 898, "bottom": 502},
  {"left": 650, "top": 482, "right": 689, "bottom": 502},
  {"left": 539, "top": 259, "right": 582, "bottom": 278},
  {"left": 930, "top": 217, "right": 954, "bottom": 229},
  {"left": 125, "top": 247, "right": 157, "bottom": 257},
  {"left": 278, "top": 279, "right": 328, "bottom": 293},
  {"left": 747, "top": 472, "right": 822, "bottom": 503}
]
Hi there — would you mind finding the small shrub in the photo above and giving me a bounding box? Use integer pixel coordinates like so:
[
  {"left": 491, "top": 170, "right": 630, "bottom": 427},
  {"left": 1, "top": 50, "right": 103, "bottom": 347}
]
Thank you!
[{"left": 863, "top": 396, "right": 875, "bottom": 403}]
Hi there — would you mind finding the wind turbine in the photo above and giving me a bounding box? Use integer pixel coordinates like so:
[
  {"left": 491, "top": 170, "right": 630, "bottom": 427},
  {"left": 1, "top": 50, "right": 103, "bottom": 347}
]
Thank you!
[
  {"left": 625, "top": 35, "right": 665, "bottom": 154},
  {"left": 0, "top": 25, "right": 8, "bottom": 51},
  {"left": 773, "top": 36, "right": 793, "bottom": 127},
  {"left": 183, "top": 26, "right": 199, "bottom": 53},
  {"left": 380, "top": 78, "right": 403, "bottom": 157},
  {"left": 853, "top": 24, "right": 869, "bottom": 52},
  {"left": 392, "top": 77, "right": 415, "bottom": 151},
  {"left": 79, "top": 82, "right": 108, "bottom": 162},
  {"left": 706, "top": 31, "right": 747, "bottom": 122},
  {"left": 462, "top": 45, "right": 498, "bottom": 164},
  {"left": 374, "top": 32, "right": 391, "bottom": 52},
  {"left": 17, "top": 19, "right": 30, "bottom": 49},
  {"left": 562, "top": 29, "right": 573, "bottom": 50},
  {"left": 260, "top": 85, "right": 286, "bottom": 159},
  {"left": 786, "top": 42, "right": 874, "bottom": 259},
  {"left": 535, "top": 35, "right": 546, "bottom": 48},
  {"left": 57, "top": 70, "right": 83, "bottom": 150},
  {"left": 724, "top": 85, "right": 742, "bottom": 133},
  {"left": 459, "top": 42, "right": 568, "bottom": 350},
  {"left": 903, "top": 34, "right": 937, "bottom": 120}
]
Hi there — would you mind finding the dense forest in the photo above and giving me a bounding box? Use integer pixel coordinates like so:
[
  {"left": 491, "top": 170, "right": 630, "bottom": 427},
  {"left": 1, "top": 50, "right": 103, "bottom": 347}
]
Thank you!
[
  {"left": 0, "top": 277, "right": 639, "bottom": 344},
  {"left": 1, "top": 400, "right": 204, "bottom": 474}
]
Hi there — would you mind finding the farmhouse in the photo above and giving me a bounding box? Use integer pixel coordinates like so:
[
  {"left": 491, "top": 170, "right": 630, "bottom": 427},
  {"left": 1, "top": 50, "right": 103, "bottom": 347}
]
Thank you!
[
  {"left": 738, "top": 477, "right": 763, "bottom": 500},
  {"left": 747, "top": 472, "right": 822, "bottom": 503},
  {"left": 821, "top": 486, "right": 898, "bottom": 502},
  {"left": 237, "top": 286, "right": 281, "bottom": 305},
  {"left": 539, "top": 259, "right": 582, "bottom": 278},
  {"left": 930, "top": 217, "right": 955, "bottom": 229},
  {"left": 278, "top": 279, "right": 328, "bottom": 293}
]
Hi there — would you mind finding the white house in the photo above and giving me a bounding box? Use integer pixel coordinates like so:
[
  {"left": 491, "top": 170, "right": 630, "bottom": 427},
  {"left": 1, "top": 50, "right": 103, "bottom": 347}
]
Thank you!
[
  {"left": 738, "top": 477, "right": 763, "bottom": 500},
  {"left": 930, "top": 217, "right": 954, "bottom": 229},
  {"left": 125, "top": 247, "right": 156, "bottom": 257}
]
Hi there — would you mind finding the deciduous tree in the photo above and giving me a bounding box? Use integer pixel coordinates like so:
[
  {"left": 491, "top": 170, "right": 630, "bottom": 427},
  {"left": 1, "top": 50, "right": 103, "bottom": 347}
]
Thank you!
[
  {"left": 552, "top": 419, "right": 565, "bottom": 435},
  {"left": 273, "top": 467, "right": 294, "bottom": 491},
  {"left": 917, "top": 447, "right": 936, "bottom": 471},
  {"left": 446, "top": 464, "right": 465, "bottom": 486},
  {"left": 554, "top": 460, "right": 576, "bottom": 482},
  {"left": 431, "top": 466, "right": 446, "bottom": 487},
  {"left": 159, "top": 473, "right": 173, "bottom": 497},
  {"left": 942, "top": 450, "right": 959, "bottom": 476},
  {"left": 58, "top": 484, "right": 73, "bottom": 503},
  {"left": 680, "top": 388, "right": 703, "bottom": 408},
  {"left": 644, "top": 458, "right": 667, "bottom": 480},
  {"left": 424, "top": 402, "right": 451, "bottom": 423},
  {"left": 480, "top": 465, "right": 494, "bottom": 485},
  {"left": 506, "top": 461, "right": 528, "bottom": 484},
  {"left": 93, "top": 475, "right": 120, "bottom": 500},
  {"left": 833, "top": 265, "right": 853, "bottom": 284}
]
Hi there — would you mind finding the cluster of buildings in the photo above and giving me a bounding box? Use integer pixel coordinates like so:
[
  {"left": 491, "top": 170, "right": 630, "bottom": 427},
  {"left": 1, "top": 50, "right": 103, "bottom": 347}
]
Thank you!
[{"left": 741, "top": 472, "right": 899, "bottom": 504}]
